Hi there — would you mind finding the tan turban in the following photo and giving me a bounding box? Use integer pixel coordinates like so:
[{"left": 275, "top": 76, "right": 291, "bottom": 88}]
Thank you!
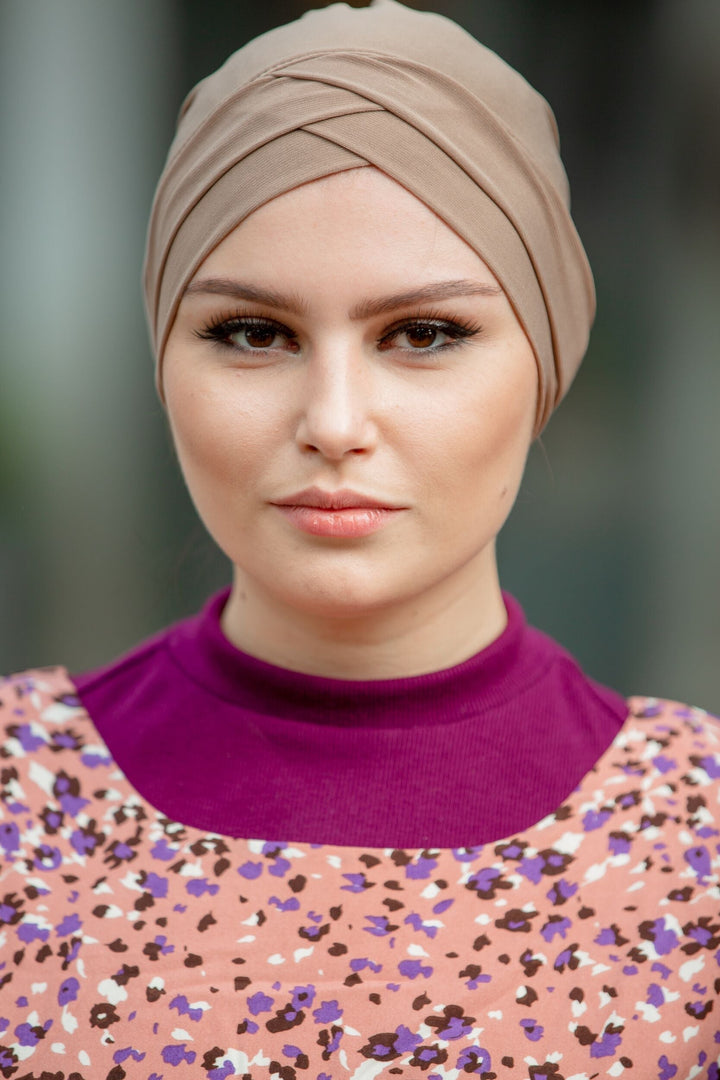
[{"left": 144, "top": 0, "right": 595, "bottom": 432}]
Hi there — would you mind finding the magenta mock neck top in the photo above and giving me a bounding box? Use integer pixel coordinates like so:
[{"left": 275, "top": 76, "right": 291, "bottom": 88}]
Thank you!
[{"left": 73, "top": 589, "right": 628, "bottom": 847}]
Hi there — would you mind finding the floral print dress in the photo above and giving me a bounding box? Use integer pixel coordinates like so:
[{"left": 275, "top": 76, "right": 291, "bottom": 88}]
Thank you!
[{"left": 1, "top": 667, "right": 719, "bottom": 1080}]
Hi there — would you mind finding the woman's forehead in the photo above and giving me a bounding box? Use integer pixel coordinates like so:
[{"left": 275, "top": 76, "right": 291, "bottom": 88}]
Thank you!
[{"left": 191, "top": 169, "right": 500, "bottom": 287}]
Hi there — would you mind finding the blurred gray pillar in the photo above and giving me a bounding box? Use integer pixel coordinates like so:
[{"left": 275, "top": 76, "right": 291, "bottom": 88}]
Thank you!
[
  {"left": 0, "top": 1, "right": 179, "bottom": 671},
  {"left": 636, "top": 0, "right": 720, "bottom": 709}
]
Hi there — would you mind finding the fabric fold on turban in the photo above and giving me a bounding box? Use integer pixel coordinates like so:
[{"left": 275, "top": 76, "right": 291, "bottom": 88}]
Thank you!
[{"left": 144, "top": 0, "right": 595, "bottom": 432}]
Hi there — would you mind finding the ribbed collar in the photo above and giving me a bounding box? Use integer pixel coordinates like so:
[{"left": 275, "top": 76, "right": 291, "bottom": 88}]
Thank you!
[{"left": 166, "top": 589, "right": 557, "bottom": 729}]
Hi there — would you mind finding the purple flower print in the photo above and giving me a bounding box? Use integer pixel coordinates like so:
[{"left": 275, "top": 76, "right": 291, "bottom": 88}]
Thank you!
[
  {"left": 237, "top": 860, "right": 263, "bottom": 880},
  {"left": 57, "top": 977, "right": 79, "bottom": 1006},
  {"left": 457, "top": 1046, "right": 491, "bottom": 1073},
  {"left": 397, "top": 959, "right": 432, "bottom": 979},
  {"left": 313, "top": 1000, "right": 342, "bottom": 1024},
  {"left": 590, "top": 1026, "right": 623, "bottom": 1058},
  {"left": 520, "top": 1018, "right": 544, "bottom": 1042},
  {"left": 247, "top": 991, "right": 274, "bottom": 1016},
  {"left": 684, "top": 845, "right": 712, "bottom": 880},
  {"left": 0, "top": 822, "right": 20, "bottom": 856},
  {"left": 161, "top": 1043, "right": 196, "bottom": 1066}
]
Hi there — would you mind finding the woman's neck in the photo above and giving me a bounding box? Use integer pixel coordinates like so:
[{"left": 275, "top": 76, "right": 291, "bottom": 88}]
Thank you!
[{"left": 220, "top": 551, "right": 508, "bottom": 680}]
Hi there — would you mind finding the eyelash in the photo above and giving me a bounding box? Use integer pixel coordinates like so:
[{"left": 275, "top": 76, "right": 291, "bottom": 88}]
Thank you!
[{"left": 194, "top": 311, "right": 483, "bottom": 357}]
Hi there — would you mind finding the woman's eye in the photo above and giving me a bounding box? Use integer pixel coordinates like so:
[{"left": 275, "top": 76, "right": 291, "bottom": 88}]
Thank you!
[
  {"left": 196, "top": 317, "right": 298, "bottom": 353},
  {"left": 397, "top": 324, "right": 446, "bottom": 349},
  {"left": 379, "top": 319, "right": 478, "bottom": 354}
]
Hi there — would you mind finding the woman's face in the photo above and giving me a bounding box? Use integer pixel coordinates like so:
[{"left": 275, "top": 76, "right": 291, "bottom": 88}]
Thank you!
[{"left": 163, "top": 168, "right": 537, "bottom": 628}]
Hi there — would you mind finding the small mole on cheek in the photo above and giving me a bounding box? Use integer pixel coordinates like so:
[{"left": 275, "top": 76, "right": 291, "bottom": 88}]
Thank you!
[{"left": 499, "top": 485, "right": 509, "bottom": 499}]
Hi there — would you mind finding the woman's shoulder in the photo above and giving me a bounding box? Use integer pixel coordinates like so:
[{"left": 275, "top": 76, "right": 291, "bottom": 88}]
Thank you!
[
  {"left": 0, "top": 668, "right": 89, "bottom": 757},
  {"left": 0, "top": 666, "right": 78, "bottom": 718}
]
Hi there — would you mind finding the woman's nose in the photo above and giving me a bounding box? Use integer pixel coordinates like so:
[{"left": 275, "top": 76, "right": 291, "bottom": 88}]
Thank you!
[{"left": 295, "top": 348, "right": 378, "bottom": 460}]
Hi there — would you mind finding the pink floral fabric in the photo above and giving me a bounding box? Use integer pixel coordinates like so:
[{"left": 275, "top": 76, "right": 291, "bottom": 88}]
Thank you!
[{"left": 1, "top": 667, "right": 719, "bottom": 1080}]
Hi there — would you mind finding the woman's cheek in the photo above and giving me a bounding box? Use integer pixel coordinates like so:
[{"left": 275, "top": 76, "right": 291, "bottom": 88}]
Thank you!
[{"left": 167, "top": 372, "right": 267, "bottom": 490}]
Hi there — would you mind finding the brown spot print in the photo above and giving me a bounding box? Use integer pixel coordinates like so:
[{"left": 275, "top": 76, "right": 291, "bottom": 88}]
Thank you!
[
  {"left": 519, "top": 949, "right": 544, "bottom": 977},
  {"left": 383, "top": 879, "right": 403, "bottom": 890},
  {"left": 516, "top": 984, "right": 538, "bottom": 1007},
  {"left": 383, "top": 897, "right": 404, "bottom": 912},
  {"left": 198, "top": 911, "right": 217, "bottom": 932},
  {"left": 360, "top": 854, "right": 381, "bottom": 868},
  {"left": 344, "top": 972, "right": 362, "bottom": 987},
  {"left": 189, "top": 836, "right": 229, "bottom": 859},
  {"left": 408, "top": 1043, "right": 448, "bottom": 1069},
  {"left": 89, "top": 1001, "right": 120, "bottom": 1028},
  {"left": 369, "top": 992, "right": 381, "bottom": 1004},
  {"left": 495, "top": 908, "right": 539, "bottom": 933},
  {"left": 685, "top": 999, "right": 714, "bottom": 1020},
  {"left": 234, "top": 976, "right": 251, "bottom": 991},
  {"left": 112, "top": 963, "right": 139, "bottom": 986},
  {"left": 681, "top": 915, "right": 720, "bottom": 953},
  {"left": 574, "top": 1024, "right": 597, "bottom": 1045},
  {"left": 268, "top": 1061, "right": 297, "bottom": 1080},
  {"left": 413, "top": 992, "right": 431, "bottom": 1010},
  {"left": 318, "top": 1024, "right": 343, "bottom": 1061},
  {"left": 327, "top": 942, "right": 347, "bottom": 956},
  {"left": 601, "top": 924, "right": 628, "bottom": 946},
  {"left": 502, "top": 1056, "right": 515, "bottom": 1067},
  {"left": 36, "top": 943, "right": 53, "bottom": 963},
  {"left": 0, "top": 892, "right": 24, "bottom": 926},
  {"left": 142, "top": 940, "right": 162, "bottom": 961},
  {"left": 578, "top": 906, "right": 595, "bottom": 919},
  {"left": 529, "top": 1064, "right": 564, "bottom": 1080},
  {"left": 107, "top": 938, "right": 128, "bottom": 952},
  {"left": 299, "top": 922, "right": 330, "bottom": 942},
  {"left": 288, "top": 874, "right": 306, "bottom": 893},
  {"left": 495, "top": 839, "right": 528, "bottom": 861},
  {"left": 472, "top": 933, "right": 490, "bottom": 951},
  {"left": 627, "top": 946, "right": 649, "bottom": 964},
  {"left": 266, "top": 1005, "right": 306, "bottom": 1033},
  {"left": 553, "top": 943, "right": 582, "bottom": 973},
  {"left": 425, "top": 1003, "right": 476, "bottom": 1036},
  {"left": 203, "top": 1047, "right": 227, "bottom": 1071},
  {"left": 329, "top": 906, "right": 342, "bottom": 920},
  {"left": 360, "top": 1032, "right": 400, "bottom": 1062}
]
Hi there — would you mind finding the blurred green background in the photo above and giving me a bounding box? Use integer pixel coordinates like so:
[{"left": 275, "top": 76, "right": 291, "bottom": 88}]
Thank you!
[{"left": 1, "top": 0, "right": 718, "bottom": 712}]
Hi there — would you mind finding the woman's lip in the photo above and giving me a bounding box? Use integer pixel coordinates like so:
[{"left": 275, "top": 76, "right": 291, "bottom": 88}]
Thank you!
[
  {"left": 274, "top": 505, "right": 402, "bottom": 538},
  {"left": 272, "top": 486, "right": 402, "bottom": 511}
]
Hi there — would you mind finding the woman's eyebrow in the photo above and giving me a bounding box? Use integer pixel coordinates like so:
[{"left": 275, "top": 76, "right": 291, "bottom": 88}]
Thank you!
[
  {"left": 350, "top": 280, "right": 502, "bottom": 319},
  {"left": 183, "top": 277, "right": 502, "bottom": 317},
  {"left": 183, "top": 278, "right": 308, "bottom": 314}
]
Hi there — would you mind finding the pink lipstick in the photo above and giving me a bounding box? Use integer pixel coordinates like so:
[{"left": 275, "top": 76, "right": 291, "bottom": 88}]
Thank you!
[{"left": 271, "top": 487, "right": 404, "bottom": 538}]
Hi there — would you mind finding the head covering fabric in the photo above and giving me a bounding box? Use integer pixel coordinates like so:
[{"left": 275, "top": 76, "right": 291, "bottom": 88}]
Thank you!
[{"left": 144, "top": 0, "right": 595, "bottom": 432}]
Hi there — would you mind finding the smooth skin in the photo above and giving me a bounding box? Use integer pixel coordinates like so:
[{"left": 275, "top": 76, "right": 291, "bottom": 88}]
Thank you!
[{"left": 163, "top": 167, "right": 538, "bottom": 678}]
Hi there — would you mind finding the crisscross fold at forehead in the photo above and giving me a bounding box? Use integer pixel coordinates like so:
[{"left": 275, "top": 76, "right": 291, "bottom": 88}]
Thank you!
[{"left": 143, "top": 0, "right": 595, "bottom": 432}]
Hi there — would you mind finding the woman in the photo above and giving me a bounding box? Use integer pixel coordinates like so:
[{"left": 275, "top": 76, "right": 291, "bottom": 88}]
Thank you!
[{"left": 1, "top": 1, "right": 718, "bottom": 1077}]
